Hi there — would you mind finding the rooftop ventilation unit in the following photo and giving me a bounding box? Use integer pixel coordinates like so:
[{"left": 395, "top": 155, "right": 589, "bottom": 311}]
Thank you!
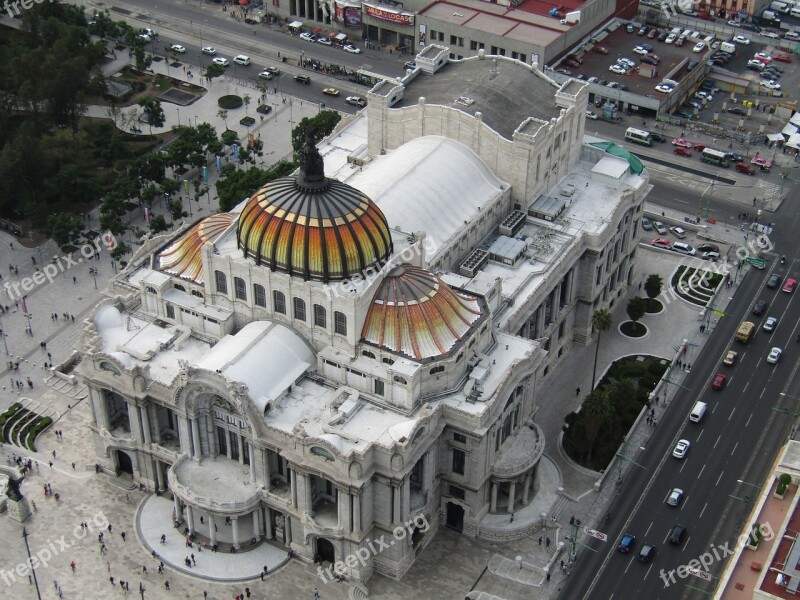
[
  {"left": 459, "top": 248, "right": 489, "bottom": 278},
  {"left": 499, "top": 210, "right": 526, "bottom": 237}
]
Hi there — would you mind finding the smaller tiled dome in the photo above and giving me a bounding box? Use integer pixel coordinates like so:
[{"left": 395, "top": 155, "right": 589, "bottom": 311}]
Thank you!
[
  {"left": 158, "top": 214, "right": 234, "bottom": 283},
  {"left": 361, "top": 264, "right": 484, "bottom": 361}
]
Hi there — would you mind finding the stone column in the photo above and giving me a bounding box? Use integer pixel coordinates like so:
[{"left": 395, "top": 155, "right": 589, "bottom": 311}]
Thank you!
[
  {"left": 155, "top": 461, "right": 166, "bottom": 492},
  {"left": 173, "top": 495, "right": 182, "bottom": 524},
  {"left": 252, "top": 510, "right": 261, "bottom": 541},
  {"left": 149, "top": 405, "right": 161, "bottom": 443},
  {"left": 352, "top": 492, "right": 361, "bottom": 534},
  {"left": 490, "top": 482, "right": 498, "bottom": 513},
  {"left": 336, "top": 488, "right": 348, "bottom": 530},
  {"left": 263, "top": 449, "right": 271, "bottom": 492},
  {"left": 208, "top": 514, "right": 217, "bottom": 546},
  {"left": 402, "top": 478, "right": 411, "bottom": 522},
  {"left": 191, "top": 418, "right": 202, "bottom": 458},
  {"left": 141, "top": 406, "right": 152, "bottom": 444},
  {"left": 535, "top": 305, "right": 546, "bottom": 338},
  {"left": 286, "top": 515, "right": 293, "bottom": 545},
  {"left": 226, "top": 430, "right": 232, "bottom": 460},
  {"left": 91, "top": 388, "right": 109, "bottom": 429},
  {"left": 305, "top": 474, "right": 314, "bottom": 515},
  {"left": 507, "top": 482, "right": 516, "bottom": 514},
  {"left": 232, "top": 516, "right": 240, "bottom": 549},
  {"left": 392, "top": 483, "right": 401, "bottom": 524},
  {"left": 186, "top": 505, "right": 195, "bottom": 533},
  {"left": 128, "top": 403, "right": 142, "bottom": 441},
  {"left": 248, "top": 443, "right": 256, "bottom": 483},
  {"left": 264, "top": 507, "right": 273, "bottom": 539},
  {"left": 177, "top": 415, "right": 191, "bottom": 454},
  {"left": 289, "top": 469, "right": 297, "bottom": 509},
  {"left": 522, "top": 473, "right": 531, "bottom": 505},
  {"left": 237, "top": 434, "right": 245, "bottom": 466}
]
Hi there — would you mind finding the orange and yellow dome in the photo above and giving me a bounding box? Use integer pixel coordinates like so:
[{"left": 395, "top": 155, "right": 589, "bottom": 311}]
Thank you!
[{"left": 158, "top": 213, "right": 234, "bottom": 283}]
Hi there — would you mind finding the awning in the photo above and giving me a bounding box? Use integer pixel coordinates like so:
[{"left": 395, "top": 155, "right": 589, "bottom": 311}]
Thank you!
[
  {"left": 288, "top": 20, "right": 303, "bottom": 28},
  {"left": 767, "top": 132, "right": 785, "bottom": 142},
  {"left": 335, "top": 33, "right": 348, "bottom": 41}
]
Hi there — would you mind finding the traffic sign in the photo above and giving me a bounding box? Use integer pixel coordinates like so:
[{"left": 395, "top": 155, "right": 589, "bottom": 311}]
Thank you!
[
  {"left": 688, "top": 568, "right": 712, "bottom": 581},
  {"left": 583, "top": 527, "right": 608, "bottom": 542},
  {"left": 745, "top": 257, "right": 766, "bottom": 269}
]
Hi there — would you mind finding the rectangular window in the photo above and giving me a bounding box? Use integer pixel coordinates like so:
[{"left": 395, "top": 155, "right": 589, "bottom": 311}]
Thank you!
[
  {"left": 293, "top": 297, "right": 306, "bottom": 321},
  {"left": 449, "top": 485, "right": 466, "bottom": 500},
  {"left": 313, "top": 304, "right": 327, "bottom": 328},
  {"left": 253, "top": 284, "right": 266, "bottom": 307},
  {"left": 452, "top": 449, "right": 465, "bottom": 475},
  {"left": 374, "top": 379, "right": 385, "bottom": 396},
  {"left": 234, "top": 277, "right": 246, "bottom": 300},
  {"left": 273, "top": 291, "right": 286, "bottom": 314},
  {"left": 454, "top": 432, "right": 467, "bottom": 443},
  {"left": 334, "top": 311, "right": 347, "bottom": 335},
  {"left": 214, "top": 271, "right": 227, "bottom": 294},
  {"left": 165, "top": 304, "right": 175, "bottom": 319}
]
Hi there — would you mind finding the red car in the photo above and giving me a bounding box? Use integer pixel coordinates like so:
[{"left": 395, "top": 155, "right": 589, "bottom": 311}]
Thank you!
[
  {"left": 672, "top": 138, "right": 693, "bottom": 148},
  {"left": 593, "top": 45, "right": 609, "bottom": 54},
  {"left": 736, "top": 162, "right": 755, "bottom": 175},
  {"left": 783, "top": 278, "right": 797, "bottom": 293},
  {"left": 674, "top": 146, "right": 692, "bottom": 157},
  {"left": 712, "top": 373, "right": 727, "bottom": 390},
  {"left": 772, "top": 53, "right": 791, "bottom": 63},
  {"left": 693, "top": 143, "right": 706, "bottom": 151},
  {"left": 647, "top": 28, "right": 658, "bottom": 39},
  {"left": 752, "top": 156, "right": 773, "bottom": 168},
  {"left": 651, "top": 238, "right": 673, "bottom": 249}
]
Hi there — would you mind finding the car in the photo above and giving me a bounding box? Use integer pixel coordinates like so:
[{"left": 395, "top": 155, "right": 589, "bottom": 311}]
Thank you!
[
  {"left": 655, "top": 84, "right": 674, "bottom": 93},
  {"left": 142, "top": 28, "right": 156, "bottom": 38},
  {"left": 763, "top": 317, "right": 778, "bottom": 332},
  {"left": 212, "top": 57, "right": 229, "bottom": 67},
  {"left": 648, "top": 132, "right": 666, "bottom": 143},
  {"left": 137, "top": 33, "right": 151, "bottom": 42},
  {"left": 233, "top": 55, "right": 251, "bottom": 65},
  {"left": 665, "top": 33, "right": 677, "bottom": 44},
  {"left": 695, "top": 91, "right": 713, "bottom": 101},
  {"left": 687, "top": 60, "right": 700, "bottom": 71},
  {"left": 767, "top": 273, "right": 783, "bottom": 289},
  {"left": 727, "top": 106, "right": 747, "bottom": 116},
  {"left": 626, "top": 23, "right": 635, "bottom": 33},
  {"left": 666, "top": 488, "right": 684, "bottom": 507},
  {"left": 607, "top": 81, "right": 620, "bottom": 88},
  {"left": 675, "top": 36, "right": 686, "bottom": 47},
  {"left": 653, "top": 221, "right": 667, "bottom": 235},
  {"left": 728, "top": 19, "right": 742, "bottom": 26},
  {"left": 762, "top": 69, "right": 783, "bottom": 79},
  {"left": 658, "top": 31, "right": 669, "bottom": 42},
  {"left": 703, "top": 251, "right": 720, "bottom": 262},
  {"left": 668, "top": 525, "right": 687, "bottom": 545},
  {"left": 761, "top": 80, "right": 781, "bottom": 90},
  {"left": 675, "top": 111, "right": 695, "bottom": 120},
  {"left": 618, "top": 57, "right": 636, "bottom": 68},
  {"left": 647, "top": 29, "right": 658, "bottom": 39},
  {"left": 641, "top": 55, "right": 660, "bottom": 65},
  {"left": 733, "top": 35, "right": 751, "bottom": 44},
  {"left": 755, "top": 51, "right": 771, "bottom": 61},
  {"left": 300, "top": 32, "right": 316, "bottom": 42},
  {"left": 294, "top": 74, "right": 311, "bottom": 84},
  {"left": 767, "top": 347, "right": 782, "bottom": 364},
  {"left": 201, "top": 46, "right": 217, "bottom": 55},
  {"left": 752, "top": 157, "right": 773, "bottom": 168},
  {"left": 322, "top": 87, "right": 340, "bottom": 96},
  {"left": 673, "top": 242, "right": 696, "bottom": 255},
  {"left": 753, "top": 300, "right": 768, "bottom": 315},
  {"left": 170, "top": 44, "right": 186, "bottom": 53},
  {"left": 673, "top": 440, "right": 690, "bottom": 459},
  {"left": 586, "top": 110, "right": 598, "bottom": 120},
  {"left": 723, "top": 350, "right": 738, "bottom": 366},
  {"left": 785, "top": 31, "right": 800, "bottom": 41},
  {"left": 697, "top": 243, "right": 719, "bottom": 253},
  {"left": 762, "top": 31, "right": 781, "bottom": 40},
  {"left": 258, "top": 70, "right": 274, "bottom": 80},
  {"left": 672, "top": 138, "right": 693, "bottom": 148},
  {"left": 642, "top": 216, "right": 653, "bottom": 231},
  {"left": 593, "top": 45, "right": 610, "bottom": 54},
  {"left": 670, "top": 226, "right": 686, "bottom": 238},
  {"left": 346, "top": 96, "right": 367, "bottom": 107},
  {"left": 610, "top": 64, "right": 629, "bottom": 74},
  {"left": 674, "top": 147, "right": 692, "bottom": 158},
  {"left": 638, "top": 25, "right": 650, "bottom": 35},
  {"left": 773, "top": 53, "right": 791, "bottom": 63},
  {"left": 633, "top": 45, "right": 649, "bottom": 55},
  {"left": 693, "top": 143, "right": 706, "bottom": 151},
  {"left": 405, "top": 61, "right": 417, "bottom": 70},
  {"left": 317, "top": 37, "right": 333, "bottom": 46},
  {"left": 727, "top": 152, "right": 745, "bottom": 162},
  {"left": 651, "top": 238, "right": 673, "bottom": 249},
  {"left": 343, "top": 44, "right": 362, "bottom": 54},
  {"left": 692, "top": 42, "right": 705, "bottom": 52},
  {"left": 638, "top": 544, "right": 656, "bottom": 563},
  {"left": 712, "top": 373, "right": 727, "bottom": 390},
  {"left": 783, "top": 278, "right": 796, "bottom": 293},
  {"left": 747, "top": 61, "right": 764, "bottom": 71},
  {"left": 618, "top": 533, "right": 636, "bottom": 553}
]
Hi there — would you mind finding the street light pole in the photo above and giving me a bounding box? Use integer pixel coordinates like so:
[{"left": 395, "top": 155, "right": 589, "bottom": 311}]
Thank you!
[
  {"left": 0, "top": 312, "right": 9, "bottom": 355},
  {"left": 22, "top": 528, "right": 42, "bottom": 600}
]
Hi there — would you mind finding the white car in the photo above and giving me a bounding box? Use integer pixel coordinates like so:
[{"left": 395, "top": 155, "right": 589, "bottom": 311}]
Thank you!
[
  {"left": 212, "top": 57, "right": 229, "bottom": 67},
  {"left": 673, "top": 439, "right": 691, "bottom": 459},
  {"left": 733, "top": 35, "right": 750, "bottom": 45},
  {"left": 666, "top": 488, "right": 684, "bottom": 507},
  {"left": 692, "top": 42, "right": 705, "bottom": 52},
  {"left": 785, "top": 31, "right": 800, "bottom": 41},
  {"left": 696, "top": 91, "right": 713, "bottom": 101},
  {"left": 233, "top": 55, "right": 251, "bottom": 65},
  {"left": 170, "top": 44, "right": 186, "bottom": 53},
  {"left": 201, "top": 46, "right": 217, "bottom": 55},
  {"left": 317, "top": 37, "right": 333, "bottom": 46},
  {"left": 728, "top": 19, "right": 742, "bottom": 26},
  {"left": 761, "top": 80, "right": 781, "bottom": 90},
  {"left": 754, "top": 52, "right": 771, "bottom": 61},
  {"left": 299, "top": 32, "right": 316, "bottom": 42},
  {"left": 137, "top": 33, "right": 151, "bottom": 42},
  {"left": 609, "top": 64, "right": 628, "bottom": 74},
  {"left": 633, "top": 45, "right": 649, "bottom": 55},
  {"left": 343, "top": 44, "right": 362, "bottom": 54},
  {"left": 345, "top": 96, "right": 367, "bottom": 107},
  {"left": 665, "top": 33, "right": 677, "bottom": 44},
  {"left": 767, "top": 347, "right": 782, "bottom": 364},
  {"left": 763, "top": 317, "right": 778, "bottom": 332},
  {"left": 655, "top": 84, "right": 674, "bottom": 93},
  {"left": 258, "top": 70, "right": 274, "bottom": 80},
  {"left": 586, "top": 110, "right": 598, "bottom": 120},
  {"left": 669, "top": 226, "right": 686, "bottom": 238},
  {"left": 618, "top": 57, "right": 636, "bottom": 68}
]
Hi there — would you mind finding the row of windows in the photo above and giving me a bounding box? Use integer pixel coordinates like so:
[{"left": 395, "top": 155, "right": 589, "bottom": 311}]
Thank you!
[{"left": 214, "top": 271, "right": 347, "bottom": 335}]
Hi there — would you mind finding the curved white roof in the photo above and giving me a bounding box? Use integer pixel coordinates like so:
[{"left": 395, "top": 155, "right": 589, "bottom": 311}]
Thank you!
[
  {"left": 347, "top": 136, "right": 507, "bottom": 255},
  {"left": 94, "top": 305, "right": 124, "bottom": 330}
]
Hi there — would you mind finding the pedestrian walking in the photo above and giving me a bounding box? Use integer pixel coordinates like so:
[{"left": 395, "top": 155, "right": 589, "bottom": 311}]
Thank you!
[
  {"left": 121, "top": 532, "right": 126, "bottom": 542},
  {"left": 538, "top": 536, "right": 543, "bottom": 546},
  {"left": 110, "top": 576, "right": 115, "bottom": 586},
  {"left": 191, "top": 553, "right": 196, "bottom": 565},
  {"left": 575, "top": 387, "right": 581, "bottom": 396},
  {"left": 160, "top": 534, "right": 166, "bottom": 544},
  {"left": 165, "top": 581, "right": 170, "bottom": 590},
  {"left": 142, "top": 566, "right": 147, "bottom": 574},
  {"left": 70, "top": 561, "right": 76, "bottom": 572},
  {"left": 52, "top": 450, "right": 56, "bottom": 459},
  {"left": 314, "top": 588, "right": 319, "bottom": 600},
  {"left": 72, "top": 276, "right": 77, "bottom": 284},
  {"left": 546, "top": 537, "right": 551, "bottom": 548}
]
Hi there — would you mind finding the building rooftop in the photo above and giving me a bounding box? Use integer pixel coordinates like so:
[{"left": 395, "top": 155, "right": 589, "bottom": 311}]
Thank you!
[{"left": 394, "top": 57, "right": 562, "bottom": 139}]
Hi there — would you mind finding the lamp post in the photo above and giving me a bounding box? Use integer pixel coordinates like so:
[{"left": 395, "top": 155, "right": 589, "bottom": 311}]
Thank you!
[
  {"left": 0, "top": 312, "right": 9, "bottom": 355},
  {"left": 177, "top": 107, "right": 181, "bottom": 127},
  {"left": 89, "top": 267, "right": 98, "bottom": 290},
  {"left": 736, "top": 478, "right": 762, "bottom": 491},
  {"left": 22, "top": 528, "right": 42, "bottom": 600}
]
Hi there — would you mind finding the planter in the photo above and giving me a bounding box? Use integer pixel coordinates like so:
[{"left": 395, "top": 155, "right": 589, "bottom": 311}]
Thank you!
[{"left": 620, "top": 321, "right": 648, "bottom": 338}]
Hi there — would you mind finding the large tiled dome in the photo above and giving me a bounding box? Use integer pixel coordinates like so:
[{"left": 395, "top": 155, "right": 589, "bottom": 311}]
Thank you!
[
  {"left": 361, "top": 264, "right": 484, "bottom": 361},
  {"left": 237, "top": 140, "right": 392, "bottom": 282}
]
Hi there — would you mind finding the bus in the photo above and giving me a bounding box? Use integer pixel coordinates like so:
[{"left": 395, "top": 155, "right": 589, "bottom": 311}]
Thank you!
[
  {"left": 701, "top": 148, "right": 730, "bottom": 167},
  {"left": 624, "top": 127, "right": 652, "bottom": 146}
]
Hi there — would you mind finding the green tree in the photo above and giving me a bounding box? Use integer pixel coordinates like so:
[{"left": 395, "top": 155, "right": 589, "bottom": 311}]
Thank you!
[
  {"left": 291, "top": 110, "right": 342, "bottom": 154},
  {"left": 591, "top": 309, "right": 613, "bottom": 390},
  {"left": 644, "top": 274, "right": 663, "bottom": 304},
  {"left": 168, "top": 199, "right": 188, "bottom": 222},
  {"left": 216, "top": 160, "right": 297, "bottom": 212},
  {"left": 138, "top": 97, "right": 166, "bottom": 134},
  {"left": 581, "top": 390, "right": 612, "bottom": 462},
  {"left": 626, "top": 297, "right": 647, "bottom": 326},
  {"left": 217, "top": 109, "right": 229, "bottom": 131},
  {"left": 46, "top": 213, "right": 84, "bottom": 252},
  {"left": 205, "top": 63, "right": 225, "bottom": 79},
  {"left": 149, "top": 214, "right": 170, "bottom": 233},
  {"left": 243, "top": 94, "right": 251, "bottom": 117}
]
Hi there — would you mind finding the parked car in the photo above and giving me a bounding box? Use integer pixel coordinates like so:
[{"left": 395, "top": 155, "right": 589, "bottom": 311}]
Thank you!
[
  {"left": 697, "top": 243, "right": 720, "bottom": 253},
  {"left": 642, "top": 216, "right": 653, "bottom": 231},
  {"left": 670, "top": 226, "right": 686, "bottom": 238},
  {"left": 658, "top": 31, "right": 669, "bottom": 42},
  {"left": 655, "top": 83, "right": 674, "bottom": 93},
  {"left": 674, "top": 147, "right": 692, "bottom": 157},
  {"left": 772, "top": 53, "right": 791, "bottom": 63},
  {"left": 761, "top": 80, "right": 781, "bottom": 90},
  {"left": 641, "top": 55, "right": 660, "bottom": 65},
  {"left": 299, "top": 32, "right": 316, "bottom": 42},
  {"left": 651, "top": 238, "right": 673, "bottom": 249},
  {"left": 733, "top": 35, "right": 751, "bottom": 44},
  {"left": 647, "top": 29, "right": 658, "bottom": 39},
  {"left": 727, "top": 106, "right": 747, "bottom": 116},
  {"left": 653, "top": 221, "right": 667, "bottom": 235},
  {"left": 702, "top": 251, "right": 720, "bottom": 261},
  {"left": 736, "top": 162, "right": 755, "bottom": 175},
  {"left": 317, "top": 37, "right": 333, "bottom": 46},
  {"left": 675, "top": 36, "right": 686, "bottom": 46},
  {"left": 692, "top": 41, "right": 706, "bottom": 52},
  {"left": 593, "top": 45, "right": 610, "bottom": 54},
  {"left": 665, "top": 33, "right": 677, "bottom": 44},
  {"left": 712, "top": 373, "right": 727, "bottom": 390},
  {"left": 610, "top": 64, "right": 628, "bottom": 74},
  {"left": 586, "top": 110, "right": 598, "bottom": 120},
  {"left": 767, "top": 347, "right": 782, "bottom": 364}
]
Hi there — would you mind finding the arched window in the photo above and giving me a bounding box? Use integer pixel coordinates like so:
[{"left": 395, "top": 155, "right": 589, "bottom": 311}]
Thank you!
[
  {"left": 393, "top": 375, "right": 407, "bottom": 385},
  {"left": 334, "top": 311, "right": 347, "bottom": 335},
  {"left": 145, "top": 286, "right": 157, "bottom": 294},
  {"left": 214, "top": 271, "right": 227, "bottom": 294},
  {"left": 253, "top": 284, "right": 266, "bottom": 307},
  {"left": 173, "top": 284, "right": 186, "bottom": 292},
  {"left": 313, "top": 304, "right": 326, "bottom": 328},
  {"left": 273, "top": 291, "right": 286, "bottom": 314},
  {"left": 234, "top": 277, "right": 246, "bottom": 300},
  {"left": 382, "top": 357, "right": 394, "bottom": 365},
  {"left": 293, "top": 297, "right": 306, "bottom": 321},
  {"left": 191, "top": 290, "right": 204, "bottom": 299},
  {"left": 429, "top": 365, "right": 445, "bottom": 375},
  {"left": 362, "top": 350, "right": 376, "bottom": 359}
]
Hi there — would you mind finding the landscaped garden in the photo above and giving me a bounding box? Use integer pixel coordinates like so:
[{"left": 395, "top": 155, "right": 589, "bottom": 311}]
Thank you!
[
  {"left": 672, "top": 266, "right": 724, "bottom": 306},
  {"left": 0, "top": 403, "right": 53, "bottom": 451}
]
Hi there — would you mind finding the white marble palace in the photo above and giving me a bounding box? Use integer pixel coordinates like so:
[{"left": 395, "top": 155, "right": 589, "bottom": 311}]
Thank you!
[{"left": 78, "top": 46, "right": 651, "bottom": 583}]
